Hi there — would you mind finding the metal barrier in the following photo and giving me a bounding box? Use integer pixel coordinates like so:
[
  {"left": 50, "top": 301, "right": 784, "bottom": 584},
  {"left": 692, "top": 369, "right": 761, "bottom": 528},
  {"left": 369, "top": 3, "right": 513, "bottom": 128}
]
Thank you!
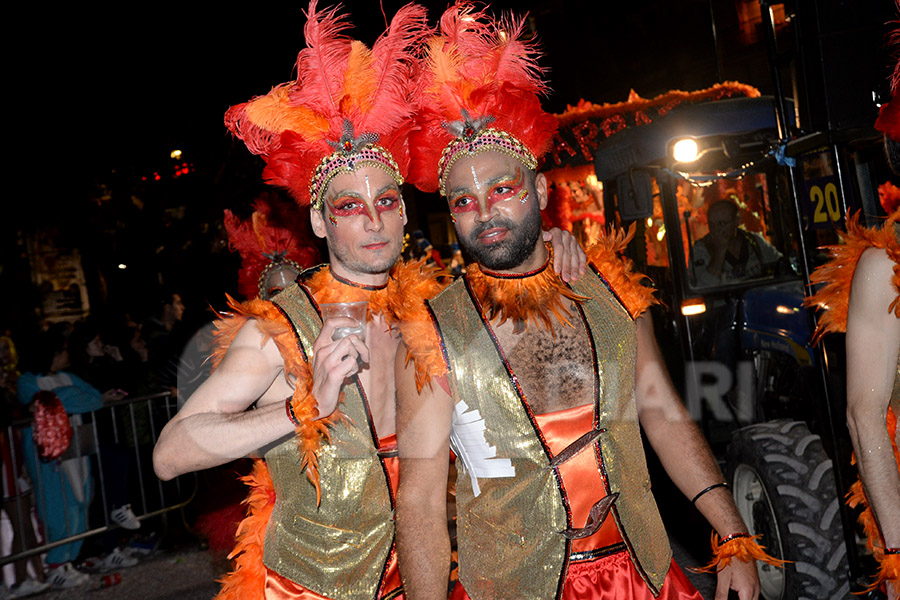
[{"left": 1, "top": 391, "right": 197, "bottom": 565}]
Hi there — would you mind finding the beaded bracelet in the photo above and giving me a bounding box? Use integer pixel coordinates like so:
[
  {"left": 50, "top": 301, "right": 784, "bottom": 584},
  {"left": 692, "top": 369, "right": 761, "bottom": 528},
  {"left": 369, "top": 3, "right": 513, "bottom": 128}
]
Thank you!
[
  {"left": 691, "top": 482, "right": 730, "bottom": 505},
  {"left": 285, "top": 396, "right": 301, "bottom": 427},
  {"left": 885, "top": 547, "right": 900, "bottom": 555},
  {"left": 717, "top": 532, "right": 751, "bottom": 546}
]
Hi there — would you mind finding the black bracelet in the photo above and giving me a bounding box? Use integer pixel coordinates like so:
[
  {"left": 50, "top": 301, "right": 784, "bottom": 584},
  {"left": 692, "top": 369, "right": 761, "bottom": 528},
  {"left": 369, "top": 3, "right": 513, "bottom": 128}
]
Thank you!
[
  {"left": 885, "top": 547, "right": 900, "bottom": 555},
  {"left": 691, "top": 482, "right": 730, "bottom": 505},
  {"left": 285, "top": 396, "right": 302, "bottom": 427},
  {"left": 718, "top": 532, "right": 751, "bottom": 546}
]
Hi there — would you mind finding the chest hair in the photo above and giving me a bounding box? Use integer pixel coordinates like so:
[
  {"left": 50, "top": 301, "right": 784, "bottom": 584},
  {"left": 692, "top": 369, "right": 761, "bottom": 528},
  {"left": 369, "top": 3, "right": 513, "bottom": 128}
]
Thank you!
[{"left": 492, "top": 305, "right": 595, "bottom": 415}]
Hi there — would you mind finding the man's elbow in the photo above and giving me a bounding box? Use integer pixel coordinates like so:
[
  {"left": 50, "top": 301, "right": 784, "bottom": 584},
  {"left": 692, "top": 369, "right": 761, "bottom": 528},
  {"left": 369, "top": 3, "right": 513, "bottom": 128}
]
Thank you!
[
  {"left": 152, "top": 425, "right": 184, "bottom": 481},
  {"left": 152, "top": 443, "right": 178, "bottom": 481}
]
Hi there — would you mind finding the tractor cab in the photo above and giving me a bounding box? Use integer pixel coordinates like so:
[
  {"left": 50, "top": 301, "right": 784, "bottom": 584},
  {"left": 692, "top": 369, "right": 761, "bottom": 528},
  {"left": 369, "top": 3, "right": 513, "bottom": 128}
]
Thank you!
[{"left": 594, "top": 95, "right": 813, "bottom": 441}]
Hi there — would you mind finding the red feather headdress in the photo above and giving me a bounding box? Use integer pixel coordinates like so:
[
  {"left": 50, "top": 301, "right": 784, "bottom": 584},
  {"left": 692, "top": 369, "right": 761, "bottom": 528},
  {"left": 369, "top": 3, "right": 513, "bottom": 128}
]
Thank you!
[
  {"left": 223, "top": 192, "right": 321, "bottom": 300},
  {"left": 224, "top": 1, "right": 430, "bottom": 209},
  {"left": 407, "top": 2, "right": 558, "bottom": 195}
]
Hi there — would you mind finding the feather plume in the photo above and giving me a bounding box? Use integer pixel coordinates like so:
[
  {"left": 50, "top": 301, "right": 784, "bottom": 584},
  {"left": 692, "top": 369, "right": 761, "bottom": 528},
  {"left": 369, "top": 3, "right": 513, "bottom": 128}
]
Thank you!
[
  {"left": 291, "top": 0, "right": 353, "bottom": 122},
  {"left": 223, "top": 192, "right": 320, "bottom": 299},
  {"left": 225, "top": 2, "right": 426, "bottom": 206},
  {"left": 805, "top": 210, "right": 900, "bottom": 342},
  {"left": 408, "top": 2, "right": 557, "bottom": 193},
  {"left": 358, "top": 3, "right": 430, "bottom": 134}
]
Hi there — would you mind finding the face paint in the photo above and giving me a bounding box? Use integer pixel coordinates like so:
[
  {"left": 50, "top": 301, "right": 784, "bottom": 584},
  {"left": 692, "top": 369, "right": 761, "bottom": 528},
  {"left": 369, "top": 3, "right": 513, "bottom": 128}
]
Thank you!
[
  {"left": 470, "top": 165, "right": 481, "bottom": 191},
  {"left": 328, "top": 213, "right": 338, "bottom": 227},
  {"left": 364, "top": 173, "right": 372, "bottom": 200},
  {"left": 450, "top": 213, "right": 457, "bottom": 224},
  {"left": 448, "top": 167, "right": 527, "bottom": 215}
]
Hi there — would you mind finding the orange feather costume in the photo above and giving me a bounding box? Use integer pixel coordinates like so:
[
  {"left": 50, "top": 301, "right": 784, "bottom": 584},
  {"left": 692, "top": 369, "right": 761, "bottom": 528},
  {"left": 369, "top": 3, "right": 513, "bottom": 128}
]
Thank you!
[
  {"left": 805, "top": 210, "right": 900, "bottom": 593},
  {"left": 214, "top": 261, "right": 444, "bottom": 600},
  {"left": 212, "top": 2, "right": 435, "bottom": 598}
]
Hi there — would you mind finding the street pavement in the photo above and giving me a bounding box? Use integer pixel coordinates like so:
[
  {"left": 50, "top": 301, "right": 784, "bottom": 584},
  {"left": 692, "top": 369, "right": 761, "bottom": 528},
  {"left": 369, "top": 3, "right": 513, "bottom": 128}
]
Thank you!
[{"left": 27, "top": 535, "right": 716, "bottom": 600}]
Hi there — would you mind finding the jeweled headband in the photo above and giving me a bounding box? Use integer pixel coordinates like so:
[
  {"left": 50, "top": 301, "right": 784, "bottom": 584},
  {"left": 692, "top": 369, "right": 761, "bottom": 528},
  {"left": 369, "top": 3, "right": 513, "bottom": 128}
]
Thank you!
[{"left": 438, "top": 110, "right": 536, "bottom": 197}]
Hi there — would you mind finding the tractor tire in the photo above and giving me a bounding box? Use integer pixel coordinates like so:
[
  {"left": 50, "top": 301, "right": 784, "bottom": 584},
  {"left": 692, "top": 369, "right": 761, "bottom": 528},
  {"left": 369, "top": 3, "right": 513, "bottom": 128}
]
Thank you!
[{"left": 727, "top": 420, "right": 851, "bottom": 600}]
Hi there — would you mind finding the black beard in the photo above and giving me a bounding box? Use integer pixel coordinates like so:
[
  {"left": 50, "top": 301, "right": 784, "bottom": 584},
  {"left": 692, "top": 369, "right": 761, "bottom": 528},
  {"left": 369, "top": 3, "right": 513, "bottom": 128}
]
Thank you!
[{"left": 459, "top": 205, "right": 543, "bottom": 270}]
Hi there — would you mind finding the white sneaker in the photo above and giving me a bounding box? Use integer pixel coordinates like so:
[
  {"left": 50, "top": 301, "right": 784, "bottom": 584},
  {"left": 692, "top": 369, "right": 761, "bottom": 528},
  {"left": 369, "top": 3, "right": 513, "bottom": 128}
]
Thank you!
[
  {"left": 110, "top": 504, "right": 141, "bottom": 530},
  {"left": 9, "top": 578, "right": 50, "bottom": 598},
  {"left": 100, "top": 547, "right": 139, "bottom": 571},
  {"left": 47, "top": 563, "right": 91, "bottom": 589}
]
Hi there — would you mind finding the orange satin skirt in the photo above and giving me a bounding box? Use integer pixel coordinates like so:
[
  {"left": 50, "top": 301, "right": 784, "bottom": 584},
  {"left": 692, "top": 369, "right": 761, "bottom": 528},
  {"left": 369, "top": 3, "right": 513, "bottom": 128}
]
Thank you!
[
  {"left": 449, "top": 405, "right": 702, "bottom": 599},
  {"left": 450, "top": 552, "right": 701, "bottom": 600}
]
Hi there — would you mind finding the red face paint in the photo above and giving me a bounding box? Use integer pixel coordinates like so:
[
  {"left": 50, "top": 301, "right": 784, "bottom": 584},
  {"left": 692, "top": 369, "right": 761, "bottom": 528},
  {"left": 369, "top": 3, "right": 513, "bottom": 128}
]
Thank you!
[
  {"left": 448, "top": 168, "right": 526, "bottom": 214},
  {"left": 327, "top": 190, "right": 401, "bottom": 221}
]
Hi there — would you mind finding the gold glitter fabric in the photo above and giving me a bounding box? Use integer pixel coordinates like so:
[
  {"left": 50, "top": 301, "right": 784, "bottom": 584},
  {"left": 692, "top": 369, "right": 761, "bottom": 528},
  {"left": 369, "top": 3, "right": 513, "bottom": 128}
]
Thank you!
[
  {"left": 429, "top": 270, "right": 671, "bottom": 599},
  {"left": 264, "top": 285, "right": 395, "bottom": 600},
  {"left": 571, "top": 271, "right": 672, "bottom": 595}
]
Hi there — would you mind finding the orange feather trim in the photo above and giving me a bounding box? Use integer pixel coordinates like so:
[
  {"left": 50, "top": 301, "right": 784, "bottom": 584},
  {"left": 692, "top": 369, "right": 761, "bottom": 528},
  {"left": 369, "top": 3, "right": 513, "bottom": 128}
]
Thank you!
[
  {"left": 871, "top": 553, "right": 900, "bottom": 592},
  {"left": 691, "top": 532, "right": 789, "bottom": 574},
  {"left": 465, "top": 245, "right": 589, "bottom": 333},
  {"left": 585, "top": 223, "right": 659, "bottom": 319},
  {"left": 215, "top": 459, "right": 274, "bottom": 600},
  {"left": 805, "top": 210, "right": 900, "bottom": 343},
  {"left": 846, "top": 407, "right": 900, "bottom": 592},
  {"left": 387, "top": 259, "right": 449, "bottom": 392}
]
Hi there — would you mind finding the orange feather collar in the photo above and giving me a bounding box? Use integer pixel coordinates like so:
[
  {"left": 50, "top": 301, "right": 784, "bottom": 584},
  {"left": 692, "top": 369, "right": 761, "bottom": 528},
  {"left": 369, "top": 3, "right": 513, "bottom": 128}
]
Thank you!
[{"left": 464, "top": 245, "right": 588, "bottom": 333}]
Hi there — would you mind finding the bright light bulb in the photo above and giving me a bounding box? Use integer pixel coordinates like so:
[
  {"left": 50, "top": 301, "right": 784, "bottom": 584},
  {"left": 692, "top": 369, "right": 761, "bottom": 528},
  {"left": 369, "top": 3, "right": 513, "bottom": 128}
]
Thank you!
[
  {"left": 118, "top": 263, "right": 127, "bottom": 270},
  {"left": 170, "top": 149, "right": 182, "bottom": 160},
  {"left": 672, "top": 138, "right": 699, "bottom": 163}
]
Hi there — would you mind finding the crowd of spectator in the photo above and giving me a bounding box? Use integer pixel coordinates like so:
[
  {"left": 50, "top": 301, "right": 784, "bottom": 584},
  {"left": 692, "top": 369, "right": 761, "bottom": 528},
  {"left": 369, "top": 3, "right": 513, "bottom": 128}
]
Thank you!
[{"left": 0, "top": 291, "right": 193, "bottom": 598}]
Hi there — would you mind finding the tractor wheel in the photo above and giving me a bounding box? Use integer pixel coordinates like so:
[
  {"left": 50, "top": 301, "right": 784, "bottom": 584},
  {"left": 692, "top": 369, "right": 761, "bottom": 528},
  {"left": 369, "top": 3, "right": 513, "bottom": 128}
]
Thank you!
[{"left": 727, "top": 420, "right": 851, "bottom": 600}]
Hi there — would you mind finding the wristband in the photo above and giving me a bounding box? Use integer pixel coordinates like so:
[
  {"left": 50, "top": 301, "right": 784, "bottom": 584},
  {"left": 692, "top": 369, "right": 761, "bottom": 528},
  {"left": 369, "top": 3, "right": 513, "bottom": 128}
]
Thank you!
[
  {"left": 285, "top": 396, "right": 301, "bottom": 427},
  {"left": 717, "top": 532, "right": 751, "bottom": 546},
  {"left": 691, "top": 482, "right": 730, "bottom": 505}
]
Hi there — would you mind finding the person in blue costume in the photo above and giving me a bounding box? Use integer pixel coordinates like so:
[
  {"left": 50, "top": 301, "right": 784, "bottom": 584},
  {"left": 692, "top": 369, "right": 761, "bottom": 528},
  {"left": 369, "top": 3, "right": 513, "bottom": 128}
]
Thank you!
[{"left": 16, "top": 324, "right": 124, "bottom": 588}]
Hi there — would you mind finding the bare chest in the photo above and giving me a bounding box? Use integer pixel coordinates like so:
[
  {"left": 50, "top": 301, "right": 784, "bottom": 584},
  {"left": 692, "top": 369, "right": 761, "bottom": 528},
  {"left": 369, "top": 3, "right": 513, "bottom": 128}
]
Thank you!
[
  {"left": 354, "top": 318, "right": 400, "bottom": 438},
  {"left": 491, "top": 309, "right": 595, "bottom": 415}
]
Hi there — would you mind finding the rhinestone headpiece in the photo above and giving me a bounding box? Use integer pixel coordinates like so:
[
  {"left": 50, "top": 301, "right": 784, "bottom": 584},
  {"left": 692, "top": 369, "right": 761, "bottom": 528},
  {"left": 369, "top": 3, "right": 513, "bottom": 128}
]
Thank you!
[
  {"left": 438, "top": 110, "right": 536, "bottom": 197},
  {"left": 309, "top": 120, "right": 403, "bottom": 210}
]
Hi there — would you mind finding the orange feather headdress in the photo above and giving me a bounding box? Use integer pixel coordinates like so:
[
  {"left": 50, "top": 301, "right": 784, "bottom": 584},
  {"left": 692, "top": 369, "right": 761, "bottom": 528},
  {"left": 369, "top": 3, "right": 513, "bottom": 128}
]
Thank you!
[
  {"left": 407, "top": 2, "right": 558, "bottom": 196},
  {"left": 223, "top": 192, "right": 321, "bottom": 300},
  {"left": 224, "top": 1, "right": 429, "bottom": 209}
]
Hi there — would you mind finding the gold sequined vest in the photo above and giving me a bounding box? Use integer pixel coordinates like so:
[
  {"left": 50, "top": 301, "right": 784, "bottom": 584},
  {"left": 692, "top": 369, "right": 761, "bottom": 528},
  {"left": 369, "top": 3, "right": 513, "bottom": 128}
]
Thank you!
[
  {"left": 263, "top": 283, "right": 396, "bottom": 600},
  {"left": 428, "top": 270, "right": 672, "bottom": 599}
]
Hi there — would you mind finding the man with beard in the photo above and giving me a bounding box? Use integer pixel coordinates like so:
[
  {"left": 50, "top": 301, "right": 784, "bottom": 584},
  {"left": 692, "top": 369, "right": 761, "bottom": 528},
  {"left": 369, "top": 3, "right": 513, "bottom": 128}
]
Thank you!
[{"left": 394, "top": 5, "right": 781, "bottom": 600}]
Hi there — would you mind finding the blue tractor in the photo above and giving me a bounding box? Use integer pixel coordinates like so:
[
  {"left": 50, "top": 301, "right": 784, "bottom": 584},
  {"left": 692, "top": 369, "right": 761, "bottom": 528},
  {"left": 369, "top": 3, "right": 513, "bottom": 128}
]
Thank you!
[{"left": 590, "top": 84, "right": 889, "bottom": 599}]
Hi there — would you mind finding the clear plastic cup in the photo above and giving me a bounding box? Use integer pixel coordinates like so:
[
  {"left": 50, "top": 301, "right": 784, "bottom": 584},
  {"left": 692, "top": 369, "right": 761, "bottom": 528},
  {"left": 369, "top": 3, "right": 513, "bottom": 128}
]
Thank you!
[{"left": 320, "top": 301, "right": 368, "bottom": 342}]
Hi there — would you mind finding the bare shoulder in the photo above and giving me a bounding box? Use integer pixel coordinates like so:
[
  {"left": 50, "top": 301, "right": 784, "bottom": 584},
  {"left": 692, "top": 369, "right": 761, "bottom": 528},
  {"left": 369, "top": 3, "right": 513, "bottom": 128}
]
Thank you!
[
  {"left": 217, "top": 318, "right": 287, "bottom": 373},
  {"left": 174, "top": 318, "right": 288, "bottom": 418},
  {"left": 850, "top": 248, "right": 896, "bottom": 313}
]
